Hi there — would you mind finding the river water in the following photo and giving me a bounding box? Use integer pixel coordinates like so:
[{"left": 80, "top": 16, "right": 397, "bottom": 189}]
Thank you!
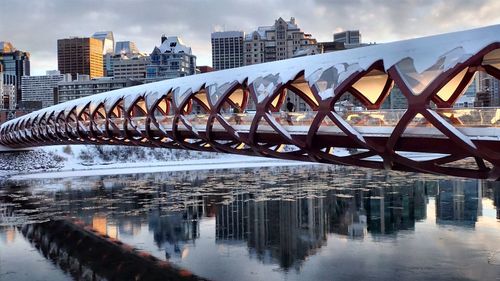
[{"left": 1, "top": 164, "right": 499, "bottom": 281}]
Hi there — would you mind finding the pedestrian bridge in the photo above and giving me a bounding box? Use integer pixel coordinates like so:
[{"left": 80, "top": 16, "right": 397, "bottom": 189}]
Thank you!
[{"left": 1, "top": 25, "right": 500, "bottom": 180}]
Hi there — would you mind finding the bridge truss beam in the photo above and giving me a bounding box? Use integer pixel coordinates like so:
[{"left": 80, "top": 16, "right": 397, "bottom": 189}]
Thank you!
[{"left": 1, "top": 26, "right": 500, "bottom": 180}]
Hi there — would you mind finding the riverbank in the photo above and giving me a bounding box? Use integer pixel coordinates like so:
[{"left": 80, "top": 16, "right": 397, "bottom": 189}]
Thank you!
[
  {"left": 1, "top": 145, "right": 318, "bottom": 180},
  {"left": 10, "top": 155, "right": 313, "bottom": 180}
]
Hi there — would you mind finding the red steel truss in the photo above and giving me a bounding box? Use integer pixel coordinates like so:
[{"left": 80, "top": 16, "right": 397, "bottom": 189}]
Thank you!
[{"left": 1, "top": 28, "right": 500, "bottom": 180}]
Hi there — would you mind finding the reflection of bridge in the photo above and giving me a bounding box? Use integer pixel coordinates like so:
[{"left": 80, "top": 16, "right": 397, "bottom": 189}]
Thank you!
[
  {"left": 1, "top": 25, "right": 500, "bottom": 179},
  {"left": 20, "top": 220, "right": 207, "bottom": 281},
  {"left": 0, "top": 181, "right": 207, "bottom": 281}
]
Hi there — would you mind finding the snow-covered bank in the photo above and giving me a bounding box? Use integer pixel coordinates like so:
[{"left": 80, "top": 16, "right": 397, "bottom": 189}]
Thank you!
[
  {"left": 0, "top": 149, "right": 65, "bottom": 178},
  {"left": 11, "top": 156, "right": 313, "bottom": 180},
  {"left": 1, "top": 145, "right": 318, "bottom": 180}
]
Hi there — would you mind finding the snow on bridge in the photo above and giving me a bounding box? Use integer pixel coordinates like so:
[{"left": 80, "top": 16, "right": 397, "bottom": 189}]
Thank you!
[{"left": 1, "top": 25, "right": 500, "bottom": 179}]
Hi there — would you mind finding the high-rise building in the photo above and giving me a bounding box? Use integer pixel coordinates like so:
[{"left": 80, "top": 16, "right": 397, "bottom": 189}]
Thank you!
[
  {"left": 454, "top": 78, "right": 477, "bottom": 108},
  {"left": 103, "top": 53, "right": 114, "bottom": 77},
  {"left": 243, "top": 17, "right": 318, "bottom": 66},
  {"left": 316, "top": 41, "right": 345, "bottom": 53},
  {"left": 0, "top": 41, "right": 30, "bottom": 106},
  {"left": 0, "top": 64, "right": 16, "bottom": 111},
  {"left": 115, "top": 41, "right": 140, "bottom": 55},
  {"left": 92, "top": 31, "right": 115, "bottom": 77},
  {"left": 57, "top": 37, "right": 104, "bottom": 80},
  {"left": 334, "top": 30, "right": 361, "bottom": 46},
  {"left": 211, "top": 31, "right": 244, "bottom": 70},
  {"left": 56, "top": 76, "right": 142, "bottom": 103},
  {"left": 113, "top": 54, "right": 150, "bottom": 80},
  {"left": 242, "top": 17, "right": 318, "bottom": 111},
  {"left": 21, "top": 70, "right": 71, "bottom": 109},
  {"left": 106, "top": 41, "right": 145, "bottom": 78},
  {"left": 92, "top": 31, "right": 115, "bottom": 55},
  {"left": 381, "top": 86, "right": 408, "bottom": 109},
  {"left": 0, "top": 84, "right": 16, "bottom": 111},
  {"left": 474, "top": 71, "right": 499, "bottom": 106},
  {"left": 146, "top": 36, "right": 197, "bottom": 81}
]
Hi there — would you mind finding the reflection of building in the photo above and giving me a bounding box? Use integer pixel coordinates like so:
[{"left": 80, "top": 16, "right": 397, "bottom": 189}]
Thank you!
[
  {"left": 149, "top": 210, "right": 200, "bottom": 247},
  {"left": 214, "top": 182, "right": 432, "bottom": 268},
  {"left": 148, "top": 196, "right": 207, "bottom": 258},
  {"left": 494, "top": 183, "right": 500, "bottom": 220},
  {"left": 216, "top": 193, "right": 250, "bottom": 241},
  {"left": 325, "top": 190, "right": 368, "bottom": 237},
  {"left": 413, "top": 181, "right": 428, "bottom": 221},
  {"left": 216, "top": 192, "right": 327, "bottom": 269},
  {"left": 0, "top": 226, "right": 17, "bottom": 244},
  {"left": 92, "top": 215, "right": 118, "bottom": 239},
  {"left": 436, "top": 180, "right": 481, "bottom": 227},
  {"left": 6, "top": 166, "right": 500, "bottom": 276},
  {"left": 117, "top": 217, "right": 143, "bottom": 236},
  {"left": 363, "top": 182, "right": 427, "bottom": 234}
]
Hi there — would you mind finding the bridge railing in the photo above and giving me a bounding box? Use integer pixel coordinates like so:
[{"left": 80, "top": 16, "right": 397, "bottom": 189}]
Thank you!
[
  {"left": 434, "top": 107, "right": 500, "bottom": 127},
  {"left": 338, "top": 107, "right": 500, "bottom": 128},
  {"left": 8, "top": 108, "right": 500, "bottom": 140},
  {"left": 178, "top": 108, "right": 500, "bottom": 130}
]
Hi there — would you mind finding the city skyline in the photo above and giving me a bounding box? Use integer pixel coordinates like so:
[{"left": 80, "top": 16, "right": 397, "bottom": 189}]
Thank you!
[{"left": 2, "top": 0, "right": 500, "bottom": 75}]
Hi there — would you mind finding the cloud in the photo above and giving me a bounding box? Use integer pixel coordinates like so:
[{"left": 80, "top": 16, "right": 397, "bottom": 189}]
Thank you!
[{"left": 1, "top": 0, "right": 500, "bottom": 75}]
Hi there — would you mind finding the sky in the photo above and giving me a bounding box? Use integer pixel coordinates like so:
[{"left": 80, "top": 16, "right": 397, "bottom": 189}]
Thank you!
[{"left": 1, "top": 0, "right": 500, "bottom": 75}]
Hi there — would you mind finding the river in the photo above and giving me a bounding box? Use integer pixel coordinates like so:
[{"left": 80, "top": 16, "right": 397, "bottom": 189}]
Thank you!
[{"left": 1, "top": 164, "right": 499, "bottom": 280}]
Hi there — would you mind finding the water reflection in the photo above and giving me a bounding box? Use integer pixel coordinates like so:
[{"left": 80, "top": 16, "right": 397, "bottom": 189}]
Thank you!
[
  {"left": 212, "top": 179, "right": 498, "bottom": 270},
  {"left": 149, "top": 206, "right": 202, "bottom": 260},
  {"left": 8, "top": 220, "right": 205, "bottom": 281},
  {"left": 1, "top": 166, "right": 500, "bottom": 280},
  {"left": 436, "top": 180, "right": 482, "bottom": 227},
  {"left": 216, "top": 193, "right": 327, "bottom": 269}
]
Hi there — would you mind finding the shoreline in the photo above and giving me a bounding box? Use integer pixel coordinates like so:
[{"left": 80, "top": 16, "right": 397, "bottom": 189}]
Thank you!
[{"left": 9, "top": 155, "right": 319, "bottom": 180}]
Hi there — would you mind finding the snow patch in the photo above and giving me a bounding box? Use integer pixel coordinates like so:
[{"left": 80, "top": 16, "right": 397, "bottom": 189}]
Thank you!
[{"left": 6, "top": 24, "right": 500, "bottom": 131}]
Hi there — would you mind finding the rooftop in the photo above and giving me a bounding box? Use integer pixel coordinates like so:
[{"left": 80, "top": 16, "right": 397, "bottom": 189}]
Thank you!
[
  {"left": 211, "top": 31, "right": 244, "bottom": 39},
  {"left": 157, "top": 36, "right": 192, "bottom": 54},
  {"left": 0, "top": 41, "right": 15, "bottom": 53}
]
